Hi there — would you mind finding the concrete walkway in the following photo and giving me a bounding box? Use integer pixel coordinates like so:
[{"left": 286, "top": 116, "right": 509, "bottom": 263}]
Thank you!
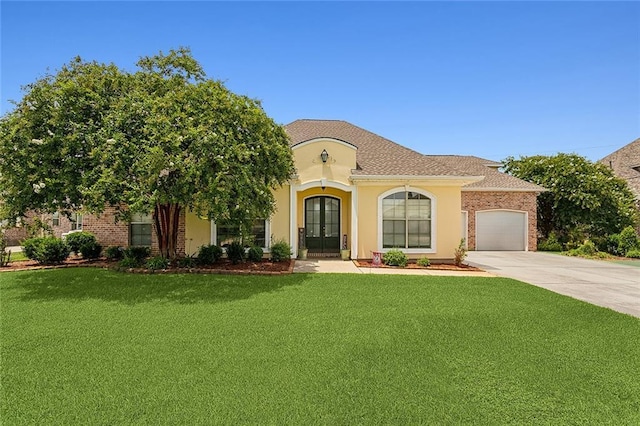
[
  {"left": 467, "top": 251, "right": 640, "bottom": 318},
  {"left": 293, "top": 259, "right": 493, "bottom": 277}
]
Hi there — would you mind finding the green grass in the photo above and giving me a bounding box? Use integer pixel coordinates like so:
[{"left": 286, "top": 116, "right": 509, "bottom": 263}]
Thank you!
[
  {"left": 2, "top": 270, "right": 639, "bottom": 424},
  {"left": 4, "top": 250, "right": 27, "bottom": 262},
  {"left": 611, "top": 259, "right": 640, "bottom": 268}
]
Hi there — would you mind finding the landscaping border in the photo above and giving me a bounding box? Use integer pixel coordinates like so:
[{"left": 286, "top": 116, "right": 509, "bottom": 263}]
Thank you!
[{"left": 0, "top": 259, "right": 295, "bottom": 275}]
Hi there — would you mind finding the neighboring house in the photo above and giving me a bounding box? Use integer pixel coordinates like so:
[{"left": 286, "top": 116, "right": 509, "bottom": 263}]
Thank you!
[
  {"left": 2, "top": 219, "right": 28, "bottom": 246},
  {"left": 5, "top": 119, "right": 544, "bottom": 258},
  {"left": 599, "top": 138, "right": 640, "bottom": 231}
]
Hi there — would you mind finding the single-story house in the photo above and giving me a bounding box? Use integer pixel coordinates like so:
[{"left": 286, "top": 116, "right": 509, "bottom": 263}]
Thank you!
[{"left": 7, "top": 119, "right": 544, "bottom": 258}]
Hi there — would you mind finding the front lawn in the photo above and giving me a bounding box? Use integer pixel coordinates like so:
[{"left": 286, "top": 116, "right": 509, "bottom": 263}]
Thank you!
[{"left": 2, "top": 270, "right": 639, "bottom": 424}]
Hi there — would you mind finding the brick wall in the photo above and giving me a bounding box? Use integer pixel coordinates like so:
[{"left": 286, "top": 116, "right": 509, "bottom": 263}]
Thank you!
[
  {"left": 43, "top": 207, "right": 186, "bottom": 255},
  {"left": 2, "top": 226, "right": 28, "bottom": 246},
  {"left": 462, "top": 191, "right": 538, "bottom": 251}
]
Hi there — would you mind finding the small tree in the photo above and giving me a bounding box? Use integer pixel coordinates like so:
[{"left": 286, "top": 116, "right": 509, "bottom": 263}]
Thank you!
[{"left": 503, "top": 154, "right": 638, "bottom": 240}]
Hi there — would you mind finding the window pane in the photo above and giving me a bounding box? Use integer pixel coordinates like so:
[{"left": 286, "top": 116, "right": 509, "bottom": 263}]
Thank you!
[
  {"left": 383, "top": 220, "right": 405, "bottom": 248},
  {"left": 408, "top": 220, "right": 431, "bottom": 248},
  {"left": 130, "top": 223, "right": 152, "bottom": 247},
  {"left": 71, "top": 214, "right": 83, "bottom": 231},
  {"left": 132, "top": 213, "right": 152, "bottom": 223},
  {"left": 382, "top": 198, "right": 405, "bottom": 219},
  {"left": 217, "top": 223, "right": 239, "bottom": 247},
  {"left": 251, "top": 219, "right": 266, "bottom": 248}
]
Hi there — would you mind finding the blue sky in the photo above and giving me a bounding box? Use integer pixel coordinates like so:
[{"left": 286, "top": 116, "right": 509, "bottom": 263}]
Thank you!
[{"left": 1, "top": 1, "right": 639, "bottom": 162}]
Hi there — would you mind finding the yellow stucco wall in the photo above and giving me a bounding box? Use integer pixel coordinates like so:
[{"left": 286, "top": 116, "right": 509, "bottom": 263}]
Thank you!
[
  {"left": 185, "top": 211, "right": 211, "bottom": 255},
  {"left": 293, "top": 139, "right": 356, "bottom": 186},
  {"left": 271, "top": 185, "right": 291, "bottom": 244},
  {"left": 184, "top": 136, "right": 467, "bottom": 259},
  {"left": 355, "top": 184, "right": 462, "bottom": 260}
]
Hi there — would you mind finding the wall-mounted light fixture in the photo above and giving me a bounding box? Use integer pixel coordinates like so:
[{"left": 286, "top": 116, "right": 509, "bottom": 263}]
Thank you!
[{"left": 320, "top": 149, "right": 329, "bottom": 163}]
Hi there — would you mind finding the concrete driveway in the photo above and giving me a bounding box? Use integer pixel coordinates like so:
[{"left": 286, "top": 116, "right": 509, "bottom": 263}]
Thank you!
[{"left": 467, "top": 251, "right": 640, "bottom": 318}]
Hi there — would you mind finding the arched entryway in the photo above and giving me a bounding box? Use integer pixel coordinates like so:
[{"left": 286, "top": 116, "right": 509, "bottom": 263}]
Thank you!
[{"left": 305, "top": 196, "right": 340, "bottom": 254}]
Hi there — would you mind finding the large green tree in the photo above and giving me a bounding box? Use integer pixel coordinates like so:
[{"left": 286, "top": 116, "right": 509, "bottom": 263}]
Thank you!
[
  {"left": 503, "top": 153, "right": 638, "bottom": 239},
  {"left": 0, "top": 48, "right": 295, "bottom": 258}
]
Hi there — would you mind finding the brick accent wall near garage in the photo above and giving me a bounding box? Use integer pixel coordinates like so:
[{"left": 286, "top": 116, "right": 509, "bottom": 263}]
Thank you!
[{"left": 462, "top": 191, "right": 538, "bottom": 251}]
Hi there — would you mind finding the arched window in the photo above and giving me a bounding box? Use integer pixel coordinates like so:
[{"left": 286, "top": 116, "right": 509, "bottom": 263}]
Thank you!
[{"left": 382, "top": 190, "right": 432, "bottom": 249}]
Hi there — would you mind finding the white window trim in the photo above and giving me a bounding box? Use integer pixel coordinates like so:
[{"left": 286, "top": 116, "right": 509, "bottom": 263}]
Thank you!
[
  {"left": 377, "top": 186, "right": 437, "bottom": 254},
  {"left": 210, "top": 219, "right": 271, "bottom": 252}
]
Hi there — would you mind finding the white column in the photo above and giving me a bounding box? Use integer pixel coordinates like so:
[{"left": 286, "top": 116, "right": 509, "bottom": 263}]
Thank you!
[
  {"left": 351, "top": 186, "right": 358, "bottom": 259},
  {"left": 289, "top": 184, "right": 297, "bottom": 255}
]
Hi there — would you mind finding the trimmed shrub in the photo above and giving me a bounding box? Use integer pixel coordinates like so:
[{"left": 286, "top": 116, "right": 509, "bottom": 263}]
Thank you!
[
  {"left": 626, "top": 249, "right": 640, "bottom": 259},
  {"left": 80, "top": 241, "right": 102, "bottom": 259},
  {"left": 119, "top": 257, "right": 142, "bottom": 268},
  {"left": 383, "top": 249, "right": 408, "bottom": 267},
  {"left": 538, "top": 233, "right": 563, "bottom": 252},
  {"left": 226, "top": 240, "right": 245, "bottom": 264},
  {"left": 247, "top": 245, "right": 264, "bottom": 262},
  {"left": 146, "top": 256, "right": 169, "bottom": 271},
  {"left": 197, "top": 244, "right": 222, "bottom": 265},
  {"left": 22, "top": 236, "right": 70, "bottom": 264},
  {"left": 270, "top": 239, "right": 291, "bottom": 262},
  {"left": 417, "top": 257, "right": 431, "bottom": 267},
  {"left": 603, "top": 234, "right": 621, "bottom": 256},
  {"left": 618, "top": 226, "right": 639, "bottom": 256},
  {"left": 65, "top": 231, "right": 97, "bottom": 255},
  {"left": 105, "top": 246, "right": 124, "bottom": 260},
  {"left": 123, "top": 246, "right": 151, "bottom": 262},
  {"left": 567, "top": 240, "right": 597, "bottom": 257},
  {"left": 176, "top": 254, "right": 197, "bottom": 268},
  {"left": 120, "top": 246, "right": 151, "bottom": 267}
]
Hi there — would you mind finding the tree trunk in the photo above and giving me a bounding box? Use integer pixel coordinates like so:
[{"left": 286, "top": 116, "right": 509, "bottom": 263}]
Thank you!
[{"left": 153, "top": 203, "right": 181, "bottom": 259}]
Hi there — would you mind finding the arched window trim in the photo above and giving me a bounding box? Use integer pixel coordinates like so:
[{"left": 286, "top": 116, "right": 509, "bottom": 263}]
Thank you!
[{"left": 377, "top": 187, "right": 437, "bottom": 254}]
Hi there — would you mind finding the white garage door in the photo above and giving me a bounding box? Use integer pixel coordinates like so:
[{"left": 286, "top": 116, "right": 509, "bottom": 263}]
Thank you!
[{"left": 476, "top": 211, "right": 526, "bottom": 251}]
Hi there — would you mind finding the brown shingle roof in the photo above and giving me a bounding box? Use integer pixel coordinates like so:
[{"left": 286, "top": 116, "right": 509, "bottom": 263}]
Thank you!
[
  {"left": 599, "top": 138, "right": 640, "bottom": 198},
  {"left": 428, "top": 155, "right": 545, "bottom": 191},
  {"left": 285, "top": 119, "right": 543, "bottom": 191},
  {"left": 285, "top": 119, "right": 475, "bottom": 177}
]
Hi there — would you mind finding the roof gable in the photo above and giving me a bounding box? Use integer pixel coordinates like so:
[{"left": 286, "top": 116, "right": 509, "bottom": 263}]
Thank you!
[
  {"left": 599, "top": 138, "right": 640, "bottom": 196},
  {"left": 285, "top": 119, "right": 474, "bottom": 177}
]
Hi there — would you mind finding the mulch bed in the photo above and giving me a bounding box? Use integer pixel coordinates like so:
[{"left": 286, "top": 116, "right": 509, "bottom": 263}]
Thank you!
[
  {"left": 0, "top": 256, "right": 295, "bottom": 275},
  {"left": 353, "top": 260, "right": 482, "bottom": 271}
]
